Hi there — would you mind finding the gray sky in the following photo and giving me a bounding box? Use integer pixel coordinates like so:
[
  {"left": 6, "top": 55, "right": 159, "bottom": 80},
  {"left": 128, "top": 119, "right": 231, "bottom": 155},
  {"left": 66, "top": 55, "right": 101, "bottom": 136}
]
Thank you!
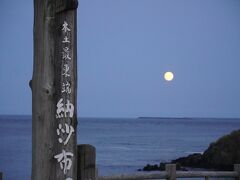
[{"left": 1, "top": 0, "right": 240, "bottom": 118}]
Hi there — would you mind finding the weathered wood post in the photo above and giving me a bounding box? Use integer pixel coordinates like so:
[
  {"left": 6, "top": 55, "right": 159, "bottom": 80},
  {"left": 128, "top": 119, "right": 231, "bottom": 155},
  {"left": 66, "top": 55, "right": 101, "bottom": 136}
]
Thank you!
[
  {"left": 166, "top": 164, "right": 176, "bottom": 180},
  {"left": 234, "top": 164, "right": 240, "bottom": 180},
  {"left": 77, "top": 144, "right": 97, "bottom": 180},
  {"left": 32, "top": 0, "right": 78, "bottom": 179}
]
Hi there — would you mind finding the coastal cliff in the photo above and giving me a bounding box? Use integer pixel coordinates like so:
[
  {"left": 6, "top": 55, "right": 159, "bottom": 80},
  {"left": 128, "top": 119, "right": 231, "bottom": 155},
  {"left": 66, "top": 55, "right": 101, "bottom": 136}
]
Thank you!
[{"left": 141, "top": 129, "right": 240, "bottom": 171}]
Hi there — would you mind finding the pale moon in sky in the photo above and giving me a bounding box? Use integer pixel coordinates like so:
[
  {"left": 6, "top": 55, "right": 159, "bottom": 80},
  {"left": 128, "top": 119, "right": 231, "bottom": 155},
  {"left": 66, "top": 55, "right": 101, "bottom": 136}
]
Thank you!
[{"left": 164, "top": 71, "right": 174, "bottom": 81}]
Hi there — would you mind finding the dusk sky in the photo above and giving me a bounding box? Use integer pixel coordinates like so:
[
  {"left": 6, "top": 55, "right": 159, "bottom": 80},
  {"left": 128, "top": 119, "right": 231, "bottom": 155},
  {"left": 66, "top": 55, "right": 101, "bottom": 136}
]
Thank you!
[{"left": 1, "top": 0, "right": 240, "bottom": 118}]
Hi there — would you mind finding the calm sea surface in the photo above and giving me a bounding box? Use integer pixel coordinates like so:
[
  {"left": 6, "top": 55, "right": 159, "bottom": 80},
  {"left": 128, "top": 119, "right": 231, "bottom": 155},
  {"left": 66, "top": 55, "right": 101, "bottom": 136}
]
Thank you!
[{"left": 0, "top": 115, "right": 239, "bottom": 180}]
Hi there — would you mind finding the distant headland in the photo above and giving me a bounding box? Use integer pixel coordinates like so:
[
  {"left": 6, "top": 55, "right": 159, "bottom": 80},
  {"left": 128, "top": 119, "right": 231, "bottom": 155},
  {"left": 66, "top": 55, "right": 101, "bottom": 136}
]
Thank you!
[
  {"left": 140, "top": 129, "right": 240, "bottom": 171},
  {"left": 137, "top": 117, "right": 240, "bottom": 120}
]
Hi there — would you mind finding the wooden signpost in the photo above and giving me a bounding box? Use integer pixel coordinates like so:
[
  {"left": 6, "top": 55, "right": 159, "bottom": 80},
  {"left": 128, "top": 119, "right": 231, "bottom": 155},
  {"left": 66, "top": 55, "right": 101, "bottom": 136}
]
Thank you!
[{"left": 32, "top": 0, "right": 78, "bottom": 179}]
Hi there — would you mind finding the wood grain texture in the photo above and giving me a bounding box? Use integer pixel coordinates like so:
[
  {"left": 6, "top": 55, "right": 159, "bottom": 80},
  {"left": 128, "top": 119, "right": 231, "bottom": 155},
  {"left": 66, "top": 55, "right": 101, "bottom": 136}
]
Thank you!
[
  {"left": 56, "top": 0, "right": 78, "bottom": 13},
  {"left": 32, "top": 0, "right": 78, "bottom": 179},
  {"left": 235, "top": 164, "right": 240, "bottom": 180},
  {"left": 99, "top": 171, "right": 238, "bottom": 180},
  {"left": 32, "top": 1, "right": 56, "bottom": 179},
  {"left": 98, "top": 172, "right": 168, "bottom": 180},
  {"left": 166, "top": 164, "right": 176, "bottom": 180},
  {"left": 176, "top": 171, "right": 238, "bottom": 178},
  {"left": 99, "top": 168, "right": 240, "bottom": 180},
  {"left": 77, "top": 144, "right": 96, "bottom": 180}
]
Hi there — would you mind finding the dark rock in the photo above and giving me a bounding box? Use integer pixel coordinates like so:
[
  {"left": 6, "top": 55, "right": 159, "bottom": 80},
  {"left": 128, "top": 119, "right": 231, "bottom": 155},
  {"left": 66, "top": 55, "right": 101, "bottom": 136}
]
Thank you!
[
  {"left": 172, "top": 153, "right": 203, "bottom": 167},
  {"left": 172, "top": 130, "right": 240, "bottom": 170},
  {"left": 140, "top": 129, "right": 240, "bottom": 171},
  {"left": 143, "top": 164, "right": 160, "bottom": 171},
  {"left": 159, "top": 162, "right": 165, "bottom": 170},
  {"left": 142, "top": 162, "right": 186, "bottom": 171},
  {"left": 201, "top": 130, "right": 240, "bottom": 170}
]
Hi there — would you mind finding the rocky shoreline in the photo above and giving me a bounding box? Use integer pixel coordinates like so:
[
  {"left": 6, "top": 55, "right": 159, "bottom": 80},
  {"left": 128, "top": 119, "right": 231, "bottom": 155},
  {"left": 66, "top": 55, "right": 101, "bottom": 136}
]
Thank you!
[{"left": 139, "top": 129, "right": 240, "bottom": 171}]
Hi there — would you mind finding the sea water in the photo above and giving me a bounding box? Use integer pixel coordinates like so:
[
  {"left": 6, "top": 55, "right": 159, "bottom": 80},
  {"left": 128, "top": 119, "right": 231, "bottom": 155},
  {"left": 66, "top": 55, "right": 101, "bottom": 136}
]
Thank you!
[{"left": 0, "top": 115, "right": 239, "bottom": 180}]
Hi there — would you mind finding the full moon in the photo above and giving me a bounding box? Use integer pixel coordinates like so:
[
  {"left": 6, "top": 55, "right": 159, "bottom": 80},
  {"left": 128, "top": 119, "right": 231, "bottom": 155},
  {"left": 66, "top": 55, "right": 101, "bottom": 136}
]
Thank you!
[{"left": 164, "top": 71, "right": 174, "bottom": 81}]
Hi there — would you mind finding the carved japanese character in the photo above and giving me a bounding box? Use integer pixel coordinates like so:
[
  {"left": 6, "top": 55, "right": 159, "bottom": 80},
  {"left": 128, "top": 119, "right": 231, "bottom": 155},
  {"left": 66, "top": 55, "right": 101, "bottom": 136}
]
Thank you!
[
  {"left": 57, "top": 123, "right": 75, "bottom": 145},
  {"left": 54, "top": 150, "right": 73, "bottom": 174},
  {"left": 56, "top": 98, "right": 74, "bottom": 118},
  {"left": 62, "top": 21, "right": 71, "bottom": 33},
  {"left": 62, "top": 81, "right": 71, "bottom": 94},
  {"left": 62, "top": 64, "right": 70, "bottom": 78},
  {"left": 62, "top": 47, "right": 71, "bottom": 61},
  {"left": 62, "top": 36, "right": 70, "bottom": 43}
]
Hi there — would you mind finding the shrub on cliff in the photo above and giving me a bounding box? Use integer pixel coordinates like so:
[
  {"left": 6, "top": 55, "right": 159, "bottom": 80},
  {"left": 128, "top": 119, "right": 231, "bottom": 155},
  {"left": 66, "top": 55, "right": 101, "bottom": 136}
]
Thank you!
[{"left": 202, "top": 130, "right": 240, "bottom": 170}]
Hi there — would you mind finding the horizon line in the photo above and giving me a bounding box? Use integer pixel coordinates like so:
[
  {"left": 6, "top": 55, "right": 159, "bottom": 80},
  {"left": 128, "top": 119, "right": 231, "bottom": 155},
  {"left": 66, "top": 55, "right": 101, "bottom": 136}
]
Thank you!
[{"left": 0, "top": 114, "right": 240, "bottom": 119}]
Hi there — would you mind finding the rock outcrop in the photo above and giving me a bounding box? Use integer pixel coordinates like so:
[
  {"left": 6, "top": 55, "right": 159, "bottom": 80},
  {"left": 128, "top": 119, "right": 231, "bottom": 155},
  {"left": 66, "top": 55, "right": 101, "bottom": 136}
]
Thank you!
[{"left": 141, "top": 130, "right": 240, "bottom": 171}]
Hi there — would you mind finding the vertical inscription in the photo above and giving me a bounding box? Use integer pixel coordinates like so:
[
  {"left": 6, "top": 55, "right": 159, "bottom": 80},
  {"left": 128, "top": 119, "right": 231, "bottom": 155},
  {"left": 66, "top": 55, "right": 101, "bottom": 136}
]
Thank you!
[{"left": 54, "top": 20, "right": 75, "bottom": 180}]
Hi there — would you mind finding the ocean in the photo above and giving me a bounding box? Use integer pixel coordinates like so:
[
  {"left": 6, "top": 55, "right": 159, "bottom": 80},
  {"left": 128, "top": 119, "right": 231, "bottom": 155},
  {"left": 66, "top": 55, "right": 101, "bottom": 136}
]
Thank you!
[{"left": 0, "top": 115, "right": 239, "bottom": 180}]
